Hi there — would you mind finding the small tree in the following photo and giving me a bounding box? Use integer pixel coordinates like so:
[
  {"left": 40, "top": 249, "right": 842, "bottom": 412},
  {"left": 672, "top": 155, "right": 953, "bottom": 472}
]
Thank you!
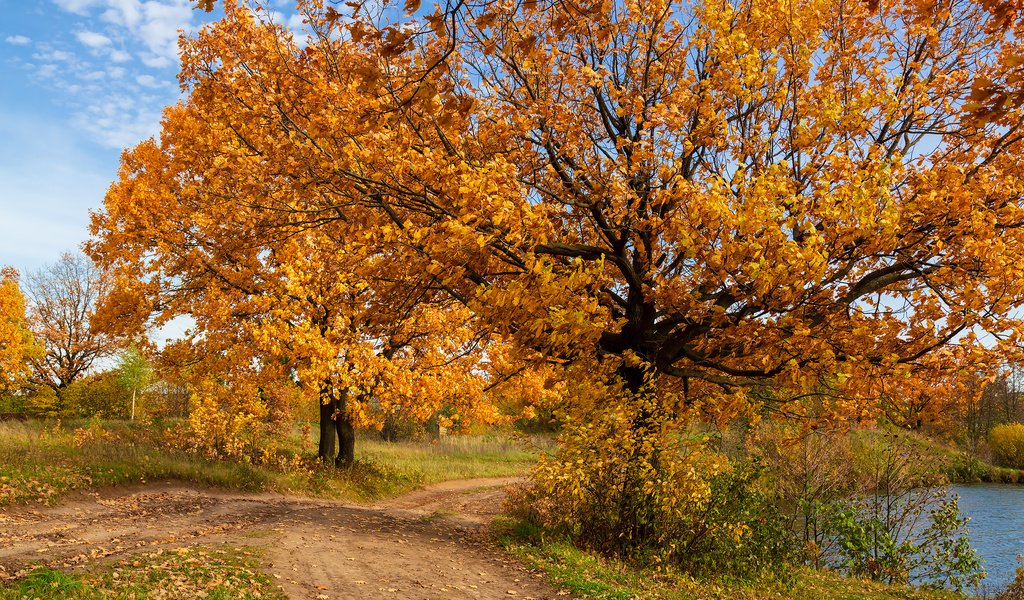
[
  {"left": 116, "top": 345, "right": 152, "bottom": 420},
  {"left": 24, "top": 253, "right": 120, "bottom": 396},
  {"left": 825, "top": 432, "right": 982, "bottom": 592}
]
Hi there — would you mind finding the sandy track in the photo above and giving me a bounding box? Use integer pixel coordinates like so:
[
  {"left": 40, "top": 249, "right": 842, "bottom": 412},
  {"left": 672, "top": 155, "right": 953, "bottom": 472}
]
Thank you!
[{"left": 0, "top": 478, "right": 563, "bottom": 599}]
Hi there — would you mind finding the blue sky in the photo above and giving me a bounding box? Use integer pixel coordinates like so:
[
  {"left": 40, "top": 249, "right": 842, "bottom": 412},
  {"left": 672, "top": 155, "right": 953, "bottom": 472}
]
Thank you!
[{"left": 0, "top": 0, "right": 309, "bottom": 276}]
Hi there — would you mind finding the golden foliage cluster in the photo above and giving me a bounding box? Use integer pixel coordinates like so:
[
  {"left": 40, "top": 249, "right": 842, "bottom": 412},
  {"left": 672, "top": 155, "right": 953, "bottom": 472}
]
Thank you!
[
  {"left": 517, "top": 376, "right": 728, "bottom": 558},
  {"left": 166, "top": 379, "right": 299, "bottom": 464},
  {"left": 0, "top": 267, "right": 36, "bottom": 394},
  {"left": 989, "top": 422, "right": 1024, "bottom": 468}
]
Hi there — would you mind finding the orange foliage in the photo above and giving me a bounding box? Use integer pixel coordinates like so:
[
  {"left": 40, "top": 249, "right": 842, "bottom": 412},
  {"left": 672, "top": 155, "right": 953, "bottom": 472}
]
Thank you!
[
  {"left": 0, "top": 267, "right": 36, "bottom": 394},
  {"left": 91, "top": 0, "right": 1024, "bottom": 447}
]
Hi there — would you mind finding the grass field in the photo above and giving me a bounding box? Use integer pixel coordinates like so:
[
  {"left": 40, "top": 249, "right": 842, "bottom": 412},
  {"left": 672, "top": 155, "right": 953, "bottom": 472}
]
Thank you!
[
  {"left": 1, "top": 418, "right": 1010, "bottom": 599},
  {"left": 0, "top": 418, "right": 546, "bottom": 506}
]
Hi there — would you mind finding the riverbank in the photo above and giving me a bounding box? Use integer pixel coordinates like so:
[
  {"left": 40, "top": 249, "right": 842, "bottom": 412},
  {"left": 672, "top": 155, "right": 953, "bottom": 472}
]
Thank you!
[
  {"left": 841, "top": 426, "right": 1024, "bottom": 486},
  {"left": 496, "top": 518, "right": 970, "bottom": 599}
]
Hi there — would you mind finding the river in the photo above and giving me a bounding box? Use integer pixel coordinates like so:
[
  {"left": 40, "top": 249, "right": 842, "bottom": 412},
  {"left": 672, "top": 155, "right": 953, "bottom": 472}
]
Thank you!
[{"left": 953, "top": 484, "right": 1024, "bottom": 592}]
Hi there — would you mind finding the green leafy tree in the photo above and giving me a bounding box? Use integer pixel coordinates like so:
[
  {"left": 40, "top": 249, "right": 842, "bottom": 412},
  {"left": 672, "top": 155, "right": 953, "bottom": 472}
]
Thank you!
[{"left": 116, "top": 345, "right": 152, "bottom": 420}]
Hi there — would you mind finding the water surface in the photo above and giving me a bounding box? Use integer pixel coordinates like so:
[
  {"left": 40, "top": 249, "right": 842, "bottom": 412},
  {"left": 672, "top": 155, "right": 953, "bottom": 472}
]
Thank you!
[{"left": 953, "top": 483, "right": 1024, "bottom": 591}]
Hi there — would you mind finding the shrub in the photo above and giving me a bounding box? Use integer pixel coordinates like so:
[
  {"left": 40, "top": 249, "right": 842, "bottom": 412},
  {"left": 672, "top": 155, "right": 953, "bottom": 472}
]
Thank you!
[
  {"left": 820, "top": 431, "right": 983, "bottom": 593},
  {"left": 60, "top": 372, "right": 133, "bottom": 418},
  {"left": 748, "top": 423, "right": 857, "bottom": 568},
  {"left": 824, "top": 493, "right": 981, "bottom": 593},
  {"left": 517, "top": 385, "right": 794, "bottom": 579},
  {"left": 675, "top": 462, "right": 797, "bottom": 578},
  {"left": 990, "top": 423, "right": 1024, "bottom": 469},
  {"left": 23, "top": 387, "right": 60, "bottom": 417},
  {"left": 21, "top": 372, "right": 136, "bottom": 419},
  {"left": 171, "top": 381, "right": 280, "bottom": 463},
  {"left": 996, "top": 562, "right": 1024, "bottom": 600},
  {"left": 947, "top": 454, "right": 990, "bottom": 483}
]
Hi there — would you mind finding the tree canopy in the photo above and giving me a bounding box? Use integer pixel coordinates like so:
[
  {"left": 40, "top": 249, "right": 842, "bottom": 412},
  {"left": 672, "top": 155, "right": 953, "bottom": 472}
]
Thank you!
[{"left": 91, "top": 0, "right": 1024, "bottom": 456}]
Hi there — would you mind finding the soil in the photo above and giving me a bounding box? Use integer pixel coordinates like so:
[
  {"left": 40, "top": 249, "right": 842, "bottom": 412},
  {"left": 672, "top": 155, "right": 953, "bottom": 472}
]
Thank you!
[{"left": 0, "top": 477, "right": 566, "bottom": 599}]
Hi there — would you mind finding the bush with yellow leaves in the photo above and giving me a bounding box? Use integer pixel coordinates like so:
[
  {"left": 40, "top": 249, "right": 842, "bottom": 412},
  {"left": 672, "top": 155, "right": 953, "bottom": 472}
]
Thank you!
[
  {"left": 170, "top": 380, "right": 296, "bottom": 464},
  {"left": 990, "top": 422, "right": 1024, "bottom": 469},
  {"left": 517, "top": 382, "right": 795, "bottom": 577}
]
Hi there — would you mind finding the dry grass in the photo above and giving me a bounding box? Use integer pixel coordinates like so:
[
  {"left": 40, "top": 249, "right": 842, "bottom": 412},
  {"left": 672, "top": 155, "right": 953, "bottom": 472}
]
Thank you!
[{"left": 0, "top": 419, "right": 546, "bottom": 506}]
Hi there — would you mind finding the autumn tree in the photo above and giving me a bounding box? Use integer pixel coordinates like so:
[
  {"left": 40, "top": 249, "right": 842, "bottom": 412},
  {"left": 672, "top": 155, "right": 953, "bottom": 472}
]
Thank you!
[
  {"left": 93, "top": 0, "right": 1024, "bottom": 556},
  {"left": 0, "top": 267, "right": 36, "bottom": 396},
  {"left": 24, "top": 252, "right": 120, "bottom": 395},
  {"left": 90, "top": 182, "right": 536, "bottom": 465}
]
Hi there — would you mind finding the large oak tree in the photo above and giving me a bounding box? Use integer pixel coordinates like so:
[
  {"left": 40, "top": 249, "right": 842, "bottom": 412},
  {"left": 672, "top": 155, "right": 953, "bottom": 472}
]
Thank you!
[{"left": 91, "top": 0, "right": 1024, "bottom": 548}]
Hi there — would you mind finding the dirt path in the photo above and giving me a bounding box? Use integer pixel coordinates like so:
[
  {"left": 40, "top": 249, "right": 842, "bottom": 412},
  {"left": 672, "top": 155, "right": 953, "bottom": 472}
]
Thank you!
[{"left": 0, "top": 478, "right": 564, "bottom": 599}]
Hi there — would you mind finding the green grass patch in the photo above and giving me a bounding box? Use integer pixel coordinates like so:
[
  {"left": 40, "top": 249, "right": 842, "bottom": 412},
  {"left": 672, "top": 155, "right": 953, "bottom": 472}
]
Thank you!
[
  {"left": 0, "top": 545, "right": 284, "bottom": 599},
  {"left": 0, "top": 419, "right": 545, "bottom": 506},
  {"left": 495, "top": 517, "right": 964, "bottom": 600},
  {"left": 0, "top": 419, "right": 274, "bottom": 506}
]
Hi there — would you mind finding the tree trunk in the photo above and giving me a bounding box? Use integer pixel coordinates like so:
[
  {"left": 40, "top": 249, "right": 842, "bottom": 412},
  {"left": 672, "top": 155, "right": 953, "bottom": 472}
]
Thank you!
[
  {"left": 336, "top": 414, "right": 355, "bottom": 468},
  {"left": 335, "top": 389, "right": 355, "bottom": 467},
  {"left": 317, "top": 393, "right": 336, "bottom": 463},
  {"left": 616, "top": 361, "right": 659, "bottom": 550},
  {"left": 317, "top": 387, "right": 357, "bottom": 468},
  {"left": 618, "top": 364, "right": 646, "bottom": 395}
]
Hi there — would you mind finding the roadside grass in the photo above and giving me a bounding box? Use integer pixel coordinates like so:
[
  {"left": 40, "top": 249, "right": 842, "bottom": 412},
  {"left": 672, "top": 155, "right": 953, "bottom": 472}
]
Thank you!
[
  {"left": 0, "top": 419, "right": 545, "bottom": 506},
  {"left": 0, "top": 545, "right": 284, "bottom": 599},
  {"left": 495, "top": 523, "right": 963, "bottom": 600}
]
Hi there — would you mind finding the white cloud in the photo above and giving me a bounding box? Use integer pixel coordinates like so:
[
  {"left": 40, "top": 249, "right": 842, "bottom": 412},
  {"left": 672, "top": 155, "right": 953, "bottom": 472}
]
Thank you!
[
  {"left": 75, "top": 30, "right": 112, "bottom": 48},
  {"left": 287, "top": 14, "right": 308, "bottom": 31},
  {"left": 99, "top": 0, "right": 193, "bottom": 64},
  {"left": 35, "top": 64, "right": 59, "bottom": 79},
  {"left": 72, "top": 92, "right": 165, "bottom": 148},
  {"left": 109, "top": 49, "right": 131, "bottom": 62},
  {"left": 33, "top": 49, "right": 75, "bottom": 62},
  {"left": 138, "top": 52, "right": 171, "bottom": 68},
  {"left": 100, "top": 1, "right": 143, "bottom": 29},
  {"left": 52, "top": 0, "right": 101, "bottom": 15},
  {"left": 5, "top": 35, "right": 31, "bottom": 45},
  {"left": 135, "top": 74, "right": 161, "bottom": 87}
]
